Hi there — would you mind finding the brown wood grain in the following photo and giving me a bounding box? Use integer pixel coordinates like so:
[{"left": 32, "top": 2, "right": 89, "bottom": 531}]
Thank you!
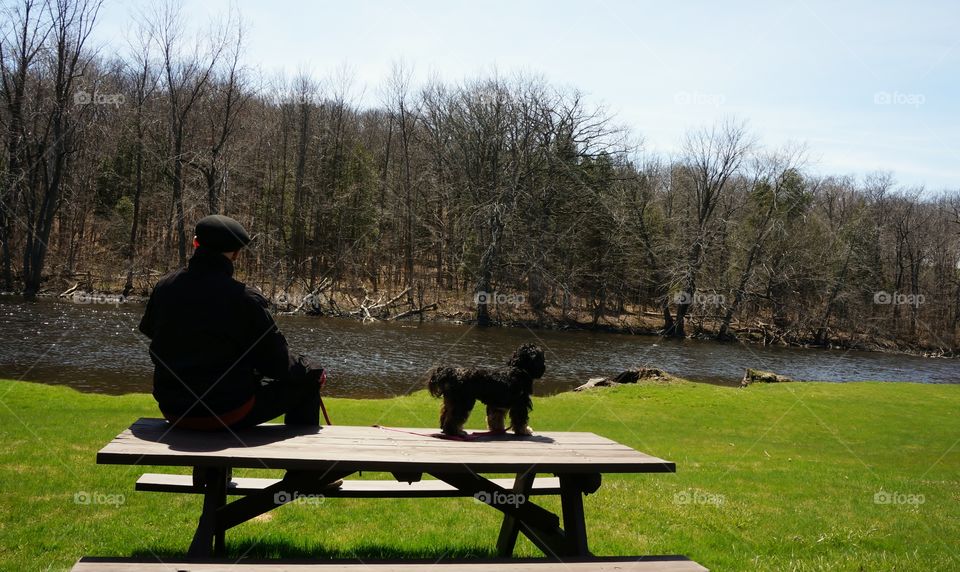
[
  {"left": 97, "top": 419, "right": 676, "bottom": 474},
  {"left": 135, "top": 473, "right": 564, "bottom": 498},
  {"left": 71, "top": 557, "right": 709, "bottom": 571}
]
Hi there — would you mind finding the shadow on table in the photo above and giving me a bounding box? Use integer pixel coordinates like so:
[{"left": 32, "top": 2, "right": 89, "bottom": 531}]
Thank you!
[
  {"left": 130, "top": 539, "right": 497, "bottom": 561},
  {"left": 130, "top": 418, "right": 321, "bottom": 452},
  {"left": 459, "top": 433, "right": 556, "bottom": 444},
  {"left": 130, "top": 417, "right": 558, "bottom": 451}
]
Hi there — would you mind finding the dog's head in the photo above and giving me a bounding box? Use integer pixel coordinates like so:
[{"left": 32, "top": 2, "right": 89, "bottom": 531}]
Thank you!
[{"left": 507, "top": 343, "right": 546, "bottom": 379}]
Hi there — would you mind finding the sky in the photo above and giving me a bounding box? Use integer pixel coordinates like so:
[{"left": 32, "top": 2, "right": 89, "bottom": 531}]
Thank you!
[{"left": 90, "top": 0, "right": 960, "bottom": 192}]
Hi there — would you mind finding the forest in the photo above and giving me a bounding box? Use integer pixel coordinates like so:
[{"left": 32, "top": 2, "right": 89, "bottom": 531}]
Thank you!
[{"left": 2, "top": 0, "right": 958, "bottom": 353}]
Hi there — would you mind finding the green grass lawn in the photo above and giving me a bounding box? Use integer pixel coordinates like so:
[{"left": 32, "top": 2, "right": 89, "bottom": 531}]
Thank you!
[{"left": 0, "top": 378, "right": 957, "bottom": 571}]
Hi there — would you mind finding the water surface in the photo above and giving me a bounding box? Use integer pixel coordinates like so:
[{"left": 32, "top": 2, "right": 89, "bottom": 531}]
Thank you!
[{"left": 0, "top": 296, "right": 955, "bottom": 397}]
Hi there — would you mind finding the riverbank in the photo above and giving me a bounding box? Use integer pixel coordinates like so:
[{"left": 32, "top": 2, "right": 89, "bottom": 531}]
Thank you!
[
  {"left": 1, "top": 378, "right": 957, "bottom": 570},
  {"left": 3, "top": 293, "right": 959, "bottom": 396},
  {"left": 192, "top": 284, "right": 960, "bottom": 358},
  {"left": 11, "top": 287, "right": 957, "bottom": 361}
]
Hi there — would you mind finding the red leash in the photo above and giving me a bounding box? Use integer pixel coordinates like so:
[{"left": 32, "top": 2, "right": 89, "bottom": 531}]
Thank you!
[
  {"left": 318, "top": 370, "right": 332, "bottom": 425},
  {"left": 318, "top": 371, "right": 504, "bottom": 440}
]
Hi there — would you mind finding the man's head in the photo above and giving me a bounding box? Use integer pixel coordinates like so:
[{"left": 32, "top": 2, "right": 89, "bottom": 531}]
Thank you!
[{"left": 193, "top": 215, "right": 251, "bottom": 260}]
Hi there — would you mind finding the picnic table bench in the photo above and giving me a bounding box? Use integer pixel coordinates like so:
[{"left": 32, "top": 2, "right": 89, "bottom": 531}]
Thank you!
[{"left": 88, "top": 418, "right": 706, "bottom": 570}]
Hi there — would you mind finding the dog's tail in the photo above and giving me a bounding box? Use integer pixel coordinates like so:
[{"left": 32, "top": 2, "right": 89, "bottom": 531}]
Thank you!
[{"left": 426, "top": 366, "right": 460, "bottom": 398}]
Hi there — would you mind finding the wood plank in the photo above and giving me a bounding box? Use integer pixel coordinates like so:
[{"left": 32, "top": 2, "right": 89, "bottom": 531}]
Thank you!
[
  {"left": 135, "top": 474, "right": 564, "bottom": 498},
  {"left": 188, "top": 467, "right": 228, "bottom": 558},
  {"left": 71, "top": 557, "right": 709, "bottom": 571},
  {"left": 559, "top": 475, "right": 590, "bottom": 556},
  {"left": 214, "top": 470, "right": 354, "bottom": 534},
  {"left": 496, "top": 472, "right": 536, "bottom": 556},
  {"left": 103, "top": 426, "right": 634, "bottom": 450},
  {"left": 97, "top": 419, "right": 675, "bottom": 474},
  {"left": 107, "top": 420, "right": 635, "bottom": 448},
  {"left": 106, "top": 423, "right": 627, "bottom": 450},
  {"left": 429, "top": 472, "right": 567, "bottom": 557}
]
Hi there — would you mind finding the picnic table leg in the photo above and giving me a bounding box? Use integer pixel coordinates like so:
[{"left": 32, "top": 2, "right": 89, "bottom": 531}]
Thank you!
[
  {"left": 188, "top": 466, "right": 229, "bottom": 557},
  {"left": 431, "top": 471, "right": 567, "bottom": 558},
  {"left": 496, "top": 471, "right": 536, "bottom": 557},
  {"left": 559, "top": 474, "right": 589, "bottom": 556},
  {"left": 215, "top": 469, "right": 354, "bottom": 533}
]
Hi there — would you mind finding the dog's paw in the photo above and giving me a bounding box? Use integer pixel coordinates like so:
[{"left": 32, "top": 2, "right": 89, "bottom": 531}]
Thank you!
[{"left": 514, "top": 425, "right": 533, "bottom": 436}]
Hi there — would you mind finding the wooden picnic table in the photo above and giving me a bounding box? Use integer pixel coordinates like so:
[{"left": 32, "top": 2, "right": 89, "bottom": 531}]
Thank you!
[{"left": 97, "top": 419, "right": 677, "bottom": 561}]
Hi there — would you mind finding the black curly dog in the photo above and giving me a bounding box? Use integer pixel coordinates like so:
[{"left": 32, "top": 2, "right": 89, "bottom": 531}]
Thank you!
[{"left": 426, "top": 343, "right": 545, "bottom": 436}]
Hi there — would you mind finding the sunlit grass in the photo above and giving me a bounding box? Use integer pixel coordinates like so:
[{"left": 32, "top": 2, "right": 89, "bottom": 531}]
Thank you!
[{"left": 0, "top": 379, "right": 957, "bottom": 571}]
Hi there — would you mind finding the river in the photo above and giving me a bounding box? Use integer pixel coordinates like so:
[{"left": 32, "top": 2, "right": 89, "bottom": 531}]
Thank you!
[{"left": 0, "top": 296, "right": 956, "bottom": 397}]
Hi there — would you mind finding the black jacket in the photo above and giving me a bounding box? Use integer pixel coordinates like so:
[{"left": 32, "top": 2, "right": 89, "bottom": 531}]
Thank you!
[{"left": 139, "top": 248, "right": 300, "bottom": 417}]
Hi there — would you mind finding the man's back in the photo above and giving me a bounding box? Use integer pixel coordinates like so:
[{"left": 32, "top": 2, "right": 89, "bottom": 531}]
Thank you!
[{"left": 139, "top": 248, "right": 287, "bottom": 418}]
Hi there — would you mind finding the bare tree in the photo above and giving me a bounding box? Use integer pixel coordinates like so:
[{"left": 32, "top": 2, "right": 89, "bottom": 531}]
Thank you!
[
  {"left": 383, "top": 62, "right": 420, "bottom": 296},
  {"left": 716, "top": 144, "right": 807, "bottom": 339},
  {"left": 18, "top": 0, "right": 101, "bottom": 300},
  {"left": 193, "top": 7, "right": 247, "bottom": 214},
  {"left": 0, "top": 0, "right": 52, "bottom": 291},
  {"left": 287, "top": 71, "right": 317, "bottom": 274},
  {"left": 121, "top": 13, "right": 159, "bottom": 296},
  {"left": 1, "top": 0, "right": 956, "bottom": 353},
  {"left": 667, "top": 118, "right": 752, "bottom": 337},
  {"left": 150, "top": 1, "right": 223, "bottom": 266}
]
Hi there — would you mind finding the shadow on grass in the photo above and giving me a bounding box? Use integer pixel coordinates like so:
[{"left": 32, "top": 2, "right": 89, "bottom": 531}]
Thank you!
[{"left": 131, "top": 539, "right": 498, "bottom": 561}]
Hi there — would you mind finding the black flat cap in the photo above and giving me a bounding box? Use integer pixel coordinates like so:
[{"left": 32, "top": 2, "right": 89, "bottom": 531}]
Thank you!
[{"left": 195, "top": 215, "right": 252, "bottom": 252}]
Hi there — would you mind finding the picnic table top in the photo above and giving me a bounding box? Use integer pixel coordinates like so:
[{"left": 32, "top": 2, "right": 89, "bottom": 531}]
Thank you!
[
  {"left": 72, "top": 557, "right": 708, "bottom": 571},
  {"left": 97, "top": 418, "right": 675, "bottom": 474}
]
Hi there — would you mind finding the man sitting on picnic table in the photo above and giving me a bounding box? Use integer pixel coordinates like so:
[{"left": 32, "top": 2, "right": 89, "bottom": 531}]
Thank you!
[{"left": 139, "top": 215, "right": 324, "bottom": 431}]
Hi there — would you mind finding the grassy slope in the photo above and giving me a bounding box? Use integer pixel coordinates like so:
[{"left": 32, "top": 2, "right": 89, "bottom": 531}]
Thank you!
[{"left": 0, "top": 379, "right": 957, "bottom": 571}]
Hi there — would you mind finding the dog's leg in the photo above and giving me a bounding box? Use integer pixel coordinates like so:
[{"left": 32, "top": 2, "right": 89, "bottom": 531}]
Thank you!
[
  {"left": 509, "top": 401, "right": 533, "bottom": 436},
  {"left": 486, "top": 406, "right": 507, "bottom": 433},
  {"left": 439, "top": 400, "right": 451, "bottom": 434},
  {"left": 441, "top": 396, "right": 473, "bottom": 437}
]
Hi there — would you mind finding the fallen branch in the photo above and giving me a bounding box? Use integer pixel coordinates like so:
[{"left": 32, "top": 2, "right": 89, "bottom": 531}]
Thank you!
[
  {"left": 349, "top": 287, "right": 413, "bottom": 320},
  {"left": 59, "top": 282, "right": 81, "bottom": 298},
  {"left": 291, "top": 278, "right": 333, "bottom": 314},
  {"left": 392, "top": 303, "right": 437, "bottom": 321},
  {"left": 369, "top": 287, "right": 410, "bottom": 311}
]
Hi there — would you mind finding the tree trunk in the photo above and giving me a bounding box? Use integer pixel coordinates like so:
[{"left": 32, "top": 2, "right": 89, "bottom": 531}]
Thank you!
[
  {"left": 0, "top": 213, "right": 12, "bottom": 290},
  {"left": 718, "top": 239, "right": 763, "bottom": 340},
  {"left": 24, "top": 121, "right": 67, "bottom": 300},
  {"left": 124, "top": 123, "right": 145, "bottom": 296},
  {"left": 475, "top": 207, "right": 503, "bottom": 327},
  {"left": 667, "top": 238, "right": 703, "bottom": 338},
  {"left": 172, "top": 127, "right": 187, "bottom": 267},
  {"left": 291, "top": 100, "right": 310, "bottom": 266},
  {"left": 815, "top": 250, "right": 851, "bottom": 346}
]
